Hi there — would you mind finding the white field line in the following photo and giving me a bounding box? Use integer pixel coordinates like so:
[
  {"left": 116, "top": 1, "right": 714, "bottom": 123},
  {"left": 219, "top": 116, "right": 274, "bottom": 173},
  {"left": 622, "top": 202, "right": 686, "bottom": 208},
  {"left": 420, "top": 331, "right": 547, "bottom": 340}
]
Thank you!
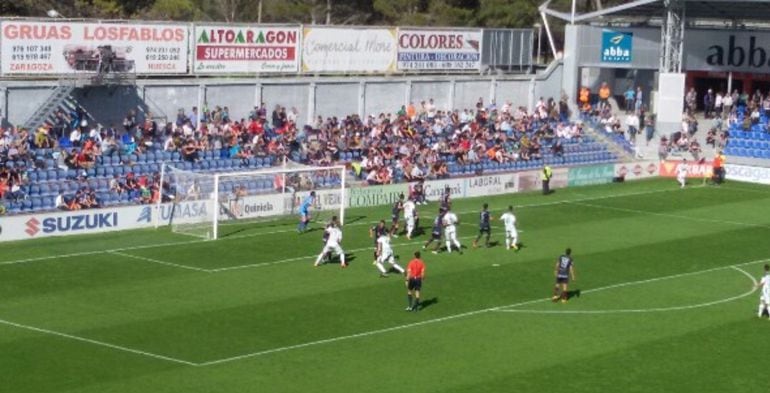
[
  {"left": 495, "top": 266, "right": 758, "bottom": 315},
  {"left": 207, "top": 234, "right": 480, "bottom": 273},
  {"left": 0, "top": 185, "right": 682, "bottom": 268},
  {"left": 568, "top": 200, "right": 770, "bottom": 230},
  {"left": 195, "top": 257, "right": 770, "bottom": 367},
  {"left": 108, "top": 251, "right": 212, "bottom": 273},
  {"left": 3, "top": 258, "right": 764, "bottom": 367},
  {"left": 0, "top": 317, "right": 197, "bottom": 366}
]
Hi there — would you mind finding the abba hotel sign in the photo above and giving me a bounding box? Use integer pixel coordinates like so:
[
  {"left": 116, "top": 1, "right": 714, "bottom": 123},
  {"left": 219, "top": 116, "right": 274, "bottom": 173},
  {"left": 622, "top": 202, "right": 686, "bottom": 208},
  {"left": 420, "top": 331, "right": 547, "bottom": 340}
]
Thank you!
[{"left": 684, "top": 30, "right": 770, "bottom": 73}]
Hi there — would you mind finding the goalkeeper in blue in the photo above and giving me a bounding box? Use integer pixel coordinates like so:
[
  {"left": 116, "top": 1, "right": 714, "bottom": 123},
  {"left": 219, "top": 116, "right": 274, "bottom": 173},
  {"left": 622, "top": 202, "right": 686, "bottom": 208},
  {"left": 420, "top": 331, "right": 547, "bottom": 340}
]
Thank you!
[{"left": 297, "top": 191, "right": 316, "bottom": 233}]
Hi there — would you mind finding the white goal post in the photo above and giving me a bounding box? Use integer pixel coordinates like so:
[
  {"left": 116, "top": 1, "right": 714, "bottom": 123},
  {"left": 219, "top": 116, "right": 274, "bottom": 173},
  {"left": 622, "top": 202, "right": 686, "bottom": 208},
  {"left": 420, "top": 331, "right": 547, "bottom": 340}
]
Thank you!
[{"left": 155, "top": 162, "right": 347, "bottom": 240}]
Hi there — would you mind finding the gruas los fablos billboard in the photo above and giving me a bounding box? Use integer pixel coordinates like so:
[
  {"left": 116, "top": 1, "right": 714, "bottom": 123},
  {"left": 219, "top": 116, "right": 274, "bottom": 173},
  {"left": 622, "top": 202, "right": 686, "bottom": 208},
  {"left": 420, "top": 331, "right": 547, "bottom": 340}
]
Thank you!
[
  {"left": 0, "top": 21, "right": 189, "bottom": 75},
  {"left": 193, "top": 25, "right": 300, "bottom": 74}
]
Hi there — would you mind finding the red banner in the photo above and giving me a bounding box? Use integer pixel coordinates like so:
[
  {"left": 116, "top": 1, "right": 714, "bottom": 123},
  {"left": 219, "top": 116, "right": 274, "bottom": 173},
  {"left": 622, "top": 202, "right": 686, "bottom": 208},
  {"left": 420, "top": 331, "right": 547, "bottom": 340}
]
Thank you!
[{"left": 659, "top": 160, "right": 713, "bottom": 178}]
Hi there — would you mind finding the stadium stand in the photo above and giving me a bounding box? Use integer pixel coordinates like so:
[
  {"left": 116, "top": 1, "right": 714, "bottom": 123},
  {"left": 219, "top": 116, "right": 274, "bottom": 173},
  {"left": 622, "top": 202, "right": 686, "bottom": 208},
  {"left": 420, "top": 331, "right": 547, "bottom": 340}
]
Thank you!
[{"left": 0, "top": 98, "right": 619, "bottom": 214}]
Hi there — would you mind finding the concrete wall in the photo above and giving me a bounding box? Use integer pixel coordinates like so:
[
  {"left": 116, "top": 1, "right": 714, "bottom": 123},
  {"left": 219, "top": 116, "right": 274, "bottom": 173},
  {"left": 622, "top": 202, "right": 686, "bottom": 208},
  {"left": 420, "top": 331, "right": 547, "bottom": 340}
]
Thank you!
[{"left": 2, "top": 70, "right": 566, "bottom": 128}]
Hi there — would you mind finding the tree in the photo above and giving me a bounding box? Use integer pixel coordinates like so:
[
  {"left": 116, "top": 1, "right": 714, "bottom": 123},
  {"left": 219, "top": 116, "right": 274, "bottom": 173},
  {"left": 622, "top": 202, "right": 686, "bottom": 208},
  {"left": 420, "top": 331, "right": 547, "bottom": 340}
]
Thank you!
[{"left": 474, "top": 0, "right": 540, "bottom": 28}]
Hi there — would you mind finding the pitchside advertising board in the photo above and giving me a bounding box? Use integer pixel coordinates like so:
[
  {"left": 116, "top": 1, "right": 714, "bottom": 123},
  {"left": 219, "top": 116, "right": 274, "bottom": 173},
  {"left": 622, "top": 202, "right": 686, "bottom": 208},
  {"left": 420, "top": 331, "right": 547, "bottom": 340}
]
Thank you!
[
  {"left": 658, "top": 160, "right": 713, "bottom": 178},
  {"left": 396, "top": 29, "right": 482, "bottom": 71},
  {"left": 193, "top": 25, "right": 300, "bottom": 74},
  {"left": 0, "top": 21, "right": 189, "bottom": 75},
  {"left": 725, "top": 164, "right": 770, "bottom": 185},
  {"left": 0, "top": 165, "right": 661, "bottom": 242}
]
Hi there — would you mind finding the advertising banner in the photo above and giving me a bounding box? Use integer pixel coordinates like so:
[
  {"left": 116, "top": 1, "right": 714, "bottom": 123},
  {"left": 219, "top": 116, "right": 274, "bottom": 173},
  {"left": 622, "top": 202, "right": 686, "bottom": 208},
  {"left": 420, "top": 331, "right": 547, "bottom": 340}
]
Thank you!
[
  {"left": 568, "top": 164, "right": 615, "bottom": 187},
  {"left": 302, "top": 27, "right": 396, "bottom": 73},
  {"left": 465, "top": 173, "right": 518, "bottom": 197},
  {"left": 347, "top": 183, "right": 407, "bottom": 208},
  {"left": 601, "top": 29, "right": 633, "bottom": 63},
  {"left": 193, "top": 25, "right": 300, "bottom": 74},
  {"left": 725, "top": 164, "right": 770, "bottom": 185},
  {"left": 659, "top": 160, "right": 713, "bottom": 178},
  {"left": 614, "top": 161, "right": 659, "bottom": 181},
  {"left": 517, "top": 168, "right": 568, "bottom": 193},
  {"left": 0, "top": 21, "right": 189, "bottom": 75},
  {"left": 396, "top": 29, "right": 482, "bottom": 71},
  {"left": 684, "top": 30, "right": 770, "bottom": 73}
]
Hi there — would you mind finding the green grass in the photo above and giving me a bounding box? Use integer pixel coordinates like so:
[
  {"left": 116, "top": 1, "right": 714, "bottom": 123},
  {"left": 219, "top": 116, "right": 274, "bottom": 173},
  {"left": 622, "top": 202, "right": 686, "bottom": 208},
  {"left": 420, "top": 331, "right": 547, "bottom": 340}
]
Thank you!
[{"left": 1, "top": 178, "right": 769, "bottom": 393}]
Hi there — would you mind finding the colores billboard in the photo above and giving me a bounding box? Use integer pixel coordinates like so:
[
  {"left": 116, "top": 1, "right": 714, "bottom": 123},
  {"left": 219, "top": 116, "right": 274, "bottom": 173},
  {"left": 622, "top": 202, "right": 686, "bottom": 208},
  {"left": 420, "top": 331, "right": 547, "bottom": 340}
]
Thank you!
[{"left": 397, "top": 29, "right": 482, "bottom": 71}]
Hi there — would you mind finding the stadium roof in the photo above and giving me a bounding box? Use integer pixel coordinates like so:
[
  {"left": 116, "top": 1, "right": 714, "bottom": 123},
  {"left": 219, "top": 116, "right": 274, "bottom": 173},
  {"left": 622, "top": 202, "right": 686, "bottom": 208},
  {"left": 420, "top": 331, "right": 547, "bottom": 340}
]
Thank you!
[{"left": 540, "top": 0, "right": 770, "bottom": 24}]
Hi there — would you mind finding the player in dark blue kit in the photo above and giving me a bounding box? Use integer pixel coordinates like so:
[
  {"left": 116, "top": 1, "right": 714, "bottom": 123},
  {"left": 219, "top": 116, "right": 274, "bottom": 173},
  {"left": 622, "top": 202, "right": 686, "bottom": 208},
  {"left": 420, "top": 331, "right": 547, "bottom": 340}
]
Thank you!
[
  {"left": 440, "top": 185, "right": 451, "bottom": 211},
  {"left": 472, "top": 203, "right": 492, "bottom": 248},
  {"left": 390, "top": 194, "right": 405, "bottom": 237},
  {"left": 553, "top": 248, "right": 577, "bottom": 303},
  {"left": 369, "top": 220, "right": 388, "bottom": 263},
  {"left": 297, "top": 191, "right": 316, "bottom": 233},
  {"left": 422, "top": 208, "right": 446, "bottom": 254}
]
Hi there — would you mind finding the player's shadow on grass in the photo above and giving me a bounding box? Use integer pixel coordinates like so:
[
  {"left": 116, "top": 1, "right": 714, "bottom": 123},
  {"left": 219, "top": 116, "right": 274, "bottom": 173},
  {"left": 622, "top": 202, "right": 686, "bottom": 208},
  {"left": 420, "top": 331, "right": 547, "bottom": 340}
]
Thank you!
[
  {"left": 565, "top": 290, "right": 581, "bottom": 300},
  {"left": 420, "top": 297, "right": 438, "bottom": 309},
  {"left": 344, "top": 215, "right": 366, "bottom": 224}
]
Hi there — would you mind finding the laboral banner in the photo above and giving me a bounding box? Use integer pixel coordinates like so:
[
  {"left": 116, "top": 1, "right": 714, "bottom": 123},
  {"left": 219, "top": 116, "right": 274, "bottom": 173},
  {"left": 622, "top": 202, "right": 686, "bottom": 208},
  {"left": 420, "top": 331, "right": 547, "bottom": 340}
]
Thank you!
[
  {"left": 568, "top": 164, "right": 615, "bottom": 186},
  {"left": 193, "top": 25, "right": 300, "bottom": 74},
  {"left": 302, "top": 27, "right": 396, "bottom": 73},
  {"left": 614, "top": 161, "right": 659, "bottom": 181},
  {"left": 465, "top": 173, "right": 518, "bottom": 197},
  {"left": 725, "top": 164, "right": 770, "bottom": 185},
  {"left": 0, "top": 21, "right": 189, "bottom": 75},
  {"left": 659, "top": 160, "right": 713, "bottom": 178},
  {"left": 396, "top": 29, "right": 482, "bottom": 71}
]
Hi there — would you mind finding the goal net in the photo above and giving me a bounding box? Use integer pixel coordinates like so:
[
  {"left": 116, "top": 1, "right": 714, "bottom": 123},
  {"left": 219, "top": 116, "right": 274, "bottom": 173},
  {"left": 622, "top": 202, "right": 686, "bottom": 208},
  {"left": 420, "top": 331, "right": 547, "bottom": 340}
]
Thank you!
[{"left": 156, "top": 162, "right": 347, "bottom": 240}]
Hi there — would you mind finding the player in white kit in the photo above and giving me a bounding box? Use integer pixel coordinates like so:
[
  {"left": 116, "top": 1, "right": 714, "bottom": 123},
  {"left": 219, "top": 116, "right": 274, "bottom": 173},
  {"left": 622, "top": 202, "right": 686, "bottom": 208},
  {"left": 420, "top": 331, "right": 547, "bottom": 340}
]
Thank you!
[
  {"left": 443, "top": 209, "right": 463, "bottom": 254},
  {"left": 757, "top": 264, "right": 770, "bottom": 319},
  {"left": 500, "top": 206, "right": 519, "bottom": 250},
  {"left": 403, "top": 198, "right": 417, "bottom": 239},
  {"left": 314, "top": 224, "right": 347, "bottom": 267},
  {"left": 374, "top": 234, "right": 405, "bottom": 277},
  {"left": 676, "top": 159, "right": 689, "bottom": 188}
]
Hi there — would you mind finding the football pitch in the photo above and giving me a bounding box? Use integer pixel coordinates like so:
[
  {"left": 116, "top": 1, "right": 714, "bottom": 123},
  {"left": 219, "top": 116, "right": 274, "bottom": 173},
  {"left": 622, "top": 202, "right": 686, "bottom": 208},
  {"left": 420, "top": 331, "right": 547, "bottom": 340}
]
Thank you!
[{"left": 1, "top": 178, "right": 769, "bottom": 392}]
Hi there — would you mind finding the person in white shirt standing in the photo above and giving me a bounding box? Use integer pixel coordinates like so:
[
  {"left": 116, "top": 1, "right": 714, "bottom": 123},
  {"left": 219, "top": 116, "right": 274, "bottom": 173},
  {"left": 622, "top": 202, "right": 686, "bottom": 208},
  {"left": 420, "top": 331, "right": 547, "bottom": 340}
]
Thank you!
[
  {"left": 442, "top": 209, "right": 463, "bottom": 254},
  {"left": 374, "top": 234, "right": 405, "bottom": 277},
  {"left": 403, "top": 198, "right": 417, "bottom": 240},
  {"left": 500, "top": 206, "right": 519, "bottom": 250},
  {"left": 314, "top": 223, "right": 347, "bottom": 267},
  {"left": 757, "top": 264, "right": 770, "bottom": 319},
  {"left": 676, "top": 159, "right": 689, "bottom": 188}
]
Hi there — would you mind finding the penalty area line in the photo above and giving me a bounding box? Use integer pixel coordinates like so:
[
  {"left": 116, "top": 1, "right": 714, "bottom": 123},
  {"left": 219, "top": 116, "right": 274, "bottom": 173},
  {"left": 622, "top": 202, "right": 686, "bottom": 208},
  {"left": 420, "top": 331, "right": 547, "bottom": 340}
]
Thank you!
[
  {"left": 0, "top": 317, "right": 198, "bottom": 366},
  {"left": 195, "top": 257, "right": 769, "bottom": 367}
]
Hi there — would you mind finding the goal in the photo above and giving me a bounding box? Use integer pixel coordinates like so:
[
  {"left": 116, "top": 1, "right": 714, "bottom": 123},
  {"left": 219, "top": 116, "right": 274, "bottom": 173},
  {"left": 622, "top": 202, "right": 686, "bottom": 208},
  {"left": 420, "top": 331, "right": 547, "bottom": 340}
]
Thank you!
[{"left": 155, "top": 162, "right": 347, "bottom": 240}]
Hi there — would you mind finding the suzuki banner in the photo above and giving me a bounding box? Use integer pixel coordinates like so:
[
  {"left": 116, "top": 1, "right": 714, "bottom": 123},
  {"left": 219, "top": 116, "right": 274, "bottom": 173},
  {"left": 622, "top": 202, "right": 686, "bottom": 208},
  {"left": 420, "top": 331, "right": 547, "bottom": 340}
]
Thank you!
[
  {"left": 0, "top": 21, "right": 189, "bottom": 75},
  {"left": 193, "top": 25, "right": 300, "bottom": 74},
  {"left": 396, "top": 29, "right": 482, "bottom": 71},
  {"left": 659, "top": 160, "right": 713, "bottom": 178},
  {"left": 302, "top": 27, "right": 396, "bottom": 73}
]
